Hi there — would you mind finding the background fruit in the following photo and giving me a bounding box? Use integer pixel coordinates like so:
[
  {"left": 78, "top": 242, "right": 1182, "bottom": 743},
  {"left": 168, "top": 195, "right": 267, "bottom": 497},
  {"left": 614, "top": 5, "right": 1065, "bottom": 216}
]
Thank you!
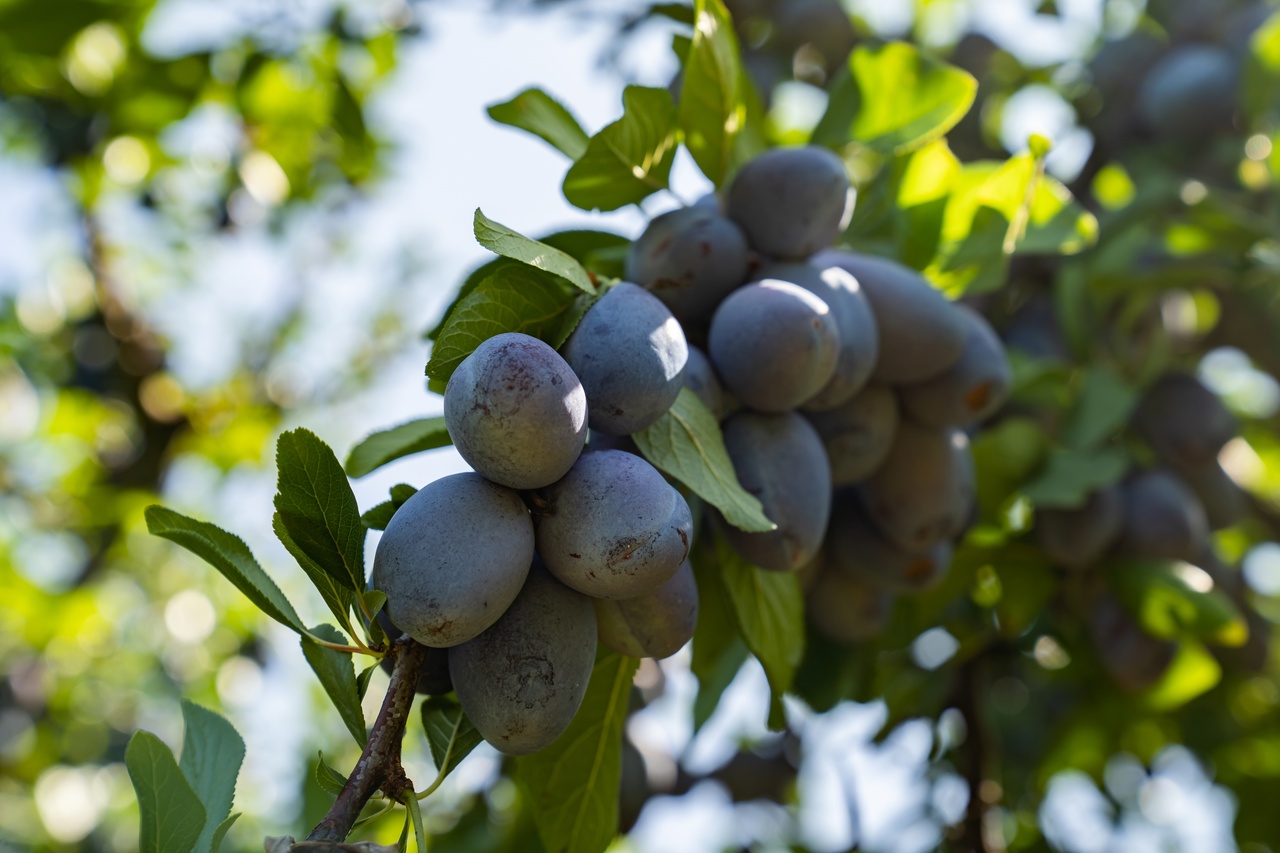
[
  {"left": 719, "top": 411, "right": 832, "bottom": 571},
  {"left": 805, "top": 383, "right": 899, "bottom": 486},
  {"left": 726, "top": 145, "right": 854, "bottom": 259},
  {"left": 595, "top": 558, "right": 699, "bottom": 659},
  {"left": 898, "top": 305, "right": 1011, "bottom": 429},
  {"left": 860, "top": 422, "right": 974, "bottom": 554},
  {"left": 813, "top": 250, "right": 968, "bottom": 384}
]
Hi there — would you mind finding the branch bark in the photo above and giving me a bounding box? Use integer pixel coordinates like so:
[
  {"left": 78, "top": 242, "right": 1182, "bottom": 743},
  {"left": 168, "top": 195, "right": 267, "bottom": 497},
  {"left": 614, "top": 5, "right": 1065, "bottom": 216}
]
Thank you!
[{"left": 305, "top": 636, "right": 427, "bottom": 843}]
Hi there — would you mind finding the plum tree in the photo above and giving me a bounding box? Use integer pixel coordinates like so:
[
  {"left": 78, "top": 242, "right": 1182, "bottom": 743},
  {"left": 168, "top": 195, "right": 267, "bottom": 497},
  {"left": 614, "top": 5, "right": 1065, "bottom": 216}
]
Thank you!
[
  {"left": 444, "top": 332, "right": 587, "bottom": 489},
  {"left": 594, "top": 558, "right": 699, "bottom": 659},
  {"left": 1035, "top": 485, "right": 1124, "bottom": 570},
  {"left": 719, "top": 411, "right": 832, "bottom": 571},
  {"left": 449, "top": 563, "right": 597, "bottom": 755},
  {"left": 725, "top": 145, "right": 854, "bottom": 259},
  {"left": 1116, "top": 469, "right": 1210, "bottom": 562},
  {"left": 859, "top": 422, "right": 974, "bottom": 554},
  {"left": 626, "top": 207, "right": 750, "bottom": 323},
  {"left": 708, "top": 279, "right": 841, "bottom": 412},
  {"left": 536, "top": 450, "right": 694, "bottom": 599},
  {"left": 826, "top": 490, "right": 952, "bottom": 592},
  {"left": 812, "top": 249, "right": 969, "bottom": 383},
  {"left": 373, "top": 472, "right": 534, "bottom": 647},
  {"left": 758, "top": 261, "right": 879, "bottom": 411},
  {"left": 898, "top": 305, "right": 1012, "bottom": 428},
  {"left": 804, "top": 383, "right": 899, "bottom": 486},
  {"left": 564, "top": 282, "right": 689, "bottom": 436}
]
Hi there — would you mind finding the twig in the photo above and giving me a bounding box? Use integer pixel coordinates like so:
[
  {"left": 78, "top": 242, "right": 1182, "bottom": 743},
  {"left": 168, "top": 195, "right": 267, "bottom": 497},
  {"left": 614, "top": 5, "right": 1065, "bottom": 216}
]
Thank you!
[{"left": 304, "top": 635, "right": 427, "bottom": 843}]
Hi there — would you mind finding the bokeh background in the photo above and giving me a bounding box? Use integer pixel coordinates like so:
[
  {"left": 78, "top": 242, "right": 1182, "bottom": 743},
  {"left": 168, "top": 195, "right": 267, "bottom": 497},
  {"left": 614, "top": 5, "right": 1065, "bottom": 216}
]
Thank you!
[{"left": 1, "top": 0, "right": 1276, "bottom": 850}]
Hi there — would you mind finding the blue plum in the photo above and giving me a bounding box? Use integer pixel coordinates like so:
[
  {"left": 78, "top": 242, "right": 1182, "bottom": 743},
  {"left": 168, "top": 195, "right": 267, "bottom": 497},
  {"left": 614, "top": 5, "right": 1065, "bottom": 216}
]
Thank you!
[
  {"left": 719, "top": 411, "right": 832, "bottom": 572},
  {"left": 812, "top": 249, "right": 968, "bottom": 384},
  {"left": 626, "top": 207, "right": 750, "bottom": 322},
  {"left": 537, "top": 450, "right": 694, "bottom": 599},
  {"left": 805, "top": 383, "right": 899, "bottom": 486},
  {"left": 726, "top": 146, "right": 854, "bottom": 260},
  {"left": 708, "top": 280, "right": 841, "bottom": 412},
  {"left": 899, "top": 305, "right": 1012, "bottom": 428},
  {"left": 373, "top": 472, "right": 534, "bottom": 648},
  {"left": 758, "top": 261, "right": 879, "bottom": 411},
  {"left": 444, "top": 332, "right": 587, "bottom": 489},
  {"left": 563, "top": 283, "right": 689, "bottom": 436},
  {"left": 449, "top": 563, "right": 596, "bottom": 755}
]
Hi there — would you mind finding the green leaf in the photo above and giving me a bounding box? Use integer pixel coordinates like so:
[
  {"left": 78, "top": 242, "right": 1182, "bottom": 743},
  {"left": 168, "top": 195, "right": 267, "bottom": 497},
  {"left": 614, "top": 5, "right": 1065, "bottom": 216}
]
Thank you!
[
  {"left": 689, "top": 539, "right": 748, "bottom": 731},
  {"left": 179, "top": 701, "right": 245, "bottom": 853},
  {"left": 145, "top": 506, "right": 305, "bottom": 634},
  {"left": 1060, "top": 366, "right": 1138, "bottom": 450},
  {"left": 314, "top": 752, "right": 349, "bottom": 797},
  {"left": 301, "top": 624, "right": 367, "bottom": 747},
  {"left": 632, "top": 388, "right": 774, "bottom": 533},
  {"left": 474, "top": 210, "right": 595, "bottom": 294},
  {"left": 345, "top": 417, "right": 452, "bottom": 478},
  {"left": 1021, "top": 446, "right": 1129, "bottom": 509},
  {"left": 426, "top": 257, "right": 515, "bottom": 342},
  {"left": 678, "top": 0, "right": 762, "bottom": 185},
  {"left": 538, "top": 229, "right": 631, "bottom": 280},
  {"left": 563, "top": 86, "right": 680, "bottom": 212},
  {"left": 361, "top": 484, "right": 419, "bottom": 532},
  {"left": 126, "top": 731, "right": 207, "bottom": 853},
  {"left": 209, "top": 813, "right": 239, "bottom": 853},
  {"left": 1143, "top": 639, "right": 1222, "bottom": 711},
  {"left": 813, "top": 41, "right": 976, "bottom": 155},
  {"left": 714, "top": 536, "right": 804, "bottom": 730},
  {"left": 273, "top": 512, "right": 358, "bottom": 634},
  {"left": 488, "top": 88, "right": 590, "bottom": 160},
  {"left": 516, "top": 651, "right": 639, "bottom": 853},
  {"left": 426, "top": 265, "right": 595, "bottom": 385},
  {"left": 927, "top": 153, "right": 1097, "bottom": 296},
  {"left": 422, "top": 696, "right": 484, "bottom": 785},
  {"left": 1109, "top": 559, "right": 1248, "bottom": 647},
  {"left": 275, "top": 428, "right": 366, "bottom": 597}
]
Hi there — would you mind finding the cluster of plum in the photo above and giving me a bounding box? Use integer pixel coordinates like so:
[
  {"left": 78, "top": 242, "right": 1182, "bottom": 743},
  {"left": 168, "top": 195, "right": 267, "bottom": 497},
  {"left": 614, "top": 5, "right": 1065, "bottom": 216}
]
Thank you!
[
  {"left": 374, "top": 143, "right": 1024, "bottom": 758},
  {"left": 1036, "top": 371, "right": 1261, "bottom": 690}
]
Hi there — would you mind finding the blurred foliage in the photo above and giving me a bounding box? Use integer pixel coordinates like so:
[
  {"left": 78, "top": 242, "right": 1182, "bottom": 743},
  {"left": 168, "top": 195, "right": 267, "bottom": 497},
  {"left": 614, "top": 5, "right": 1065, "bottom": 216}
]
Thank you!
[
  {"left": 16, "top": 0, "right": 1280, "bottom": 851},
  {"left": 0, "top": 0, "right": 415, "bottom": 847}
]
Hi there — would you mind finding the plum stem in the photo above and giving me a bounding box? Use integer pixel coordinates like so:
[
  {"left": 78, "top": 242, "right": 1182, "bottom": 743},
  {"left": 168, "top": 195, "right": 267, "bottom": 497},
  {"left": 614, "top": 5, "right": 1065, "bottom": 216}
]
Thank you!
[{"left": 304, "top": 634, "right": 427, "bottom": 842}]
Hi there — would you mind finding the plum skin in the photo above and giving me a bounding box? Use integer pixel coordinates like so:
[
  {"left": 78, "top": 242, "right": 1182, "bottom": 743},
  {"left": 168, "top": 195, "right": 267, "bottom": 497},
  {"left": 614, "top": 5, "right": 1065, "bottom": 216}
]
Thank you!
[
  {"left": 372, "top": 472, "right": 534, "bottom": 648},
  {"left": 444, "top": 332, "right": 587, "bottom": 490}
]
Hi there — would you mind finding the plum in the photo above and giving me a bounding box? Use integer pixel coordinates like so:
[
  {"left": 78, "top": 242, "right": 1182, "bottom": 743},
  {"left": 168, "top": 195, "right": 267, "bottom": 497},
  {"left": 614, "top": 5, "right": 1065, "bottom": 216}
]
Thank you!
[
  {"left": 373, "top": 472, "right": 534, "bottom": 648},
  {"left": 563, "top": 283, "right": 689, "bottom": 436},
  {"left": 449, "top": 564, "right": 596, "bottom": 755},
  {"left": 537, "top": 450, "right": 693, "bottom": 599},
  {"left": 444, "top": 332, "right": 587, "bottom": 489}
]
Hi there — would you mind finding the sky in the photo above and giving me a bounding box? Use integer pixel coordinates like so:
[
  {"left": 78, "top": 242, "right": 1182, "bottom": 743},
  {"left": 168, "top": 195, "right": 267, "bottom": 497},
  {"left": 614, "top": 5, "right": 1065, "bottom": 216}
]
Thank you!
[{"left": 0, "top": 0, "right": 1250, "bottom": 849}]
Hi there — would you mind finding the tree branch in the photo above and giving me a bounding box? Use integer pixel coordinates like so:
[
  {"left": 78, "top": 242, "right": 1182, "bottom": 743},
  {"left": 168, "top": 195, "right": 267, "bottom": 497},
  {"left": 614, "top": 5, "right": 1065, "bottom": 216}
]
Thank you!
[{"left": 305, "top": 635, "right": 427, "bottom": 843}]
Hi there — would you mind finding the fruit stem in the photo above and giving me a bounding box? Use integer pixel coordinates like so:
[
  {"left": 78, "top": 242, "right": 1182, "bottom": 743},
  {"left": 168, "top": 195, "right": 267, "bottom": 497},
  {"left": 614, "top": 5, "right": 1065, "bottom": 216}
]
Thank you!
[{"left": 304, "top": 634, "right": 427, "bottom": 842}]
